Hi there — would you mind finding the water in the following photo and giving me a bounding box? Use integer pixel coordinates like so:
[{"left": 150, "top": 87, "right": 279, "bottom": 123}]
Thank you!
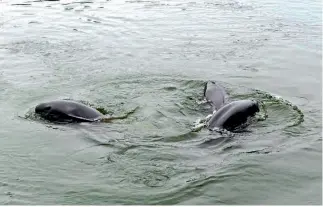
[{"left": 0, "top": 0, "right": 321, "bottom": 205}]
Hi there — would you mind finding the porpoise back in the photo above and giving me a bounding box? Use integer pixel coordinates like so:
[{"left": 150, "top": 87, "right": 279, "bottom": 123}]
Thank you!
[
  {"left": 35, "top": 100, "right": 103, "bottom": 123},
  {"left": 207, "top": 99, "right": 259, "bottom": 131}
]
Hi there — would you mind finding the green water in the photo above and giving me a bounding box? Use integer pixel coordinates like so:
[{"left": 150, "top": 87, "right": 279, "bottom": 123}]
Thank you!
[{"left": 0, "top": 0, "right": 321, "bottom": 204}]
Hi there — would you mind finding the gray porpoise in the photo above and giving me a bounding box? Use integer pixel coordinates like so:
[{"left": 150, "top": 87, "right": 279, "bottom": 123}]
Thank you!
[
  {"left": 207, "top": 99, "right": 260, "bottom": 131},
  {"left": 203, "top": 81, "right": 228, "bottom": 111},
  {"left": 35, "top": 100, "right": 105, "bottom": 123}
]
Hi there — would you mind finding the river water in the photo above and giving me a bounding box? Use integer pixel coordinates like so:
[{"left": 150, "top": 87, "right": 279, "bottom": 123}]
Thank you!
[{"left": 0, "top": 0, "right": 322, "bottom": 205}]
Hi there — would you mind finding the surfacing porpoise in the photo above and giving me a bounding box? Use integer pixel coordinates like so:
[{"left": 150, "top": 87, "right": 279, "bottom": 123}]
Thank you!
[
  {"left": 206, "top": 99, "right": 260, "bottom": 131},
  {"left": 35, "top": 100, "right": 137, "bottom": 124},
  {"left": 194, "top": 81, "right": 260, "bottom": 132}
]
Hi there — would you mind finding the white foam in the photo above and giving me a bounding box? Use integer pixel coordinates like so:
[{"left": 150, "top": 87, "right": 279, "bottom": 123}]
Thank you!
[{"left": 196, "top": 99, "right": 208, "bottom": 105}]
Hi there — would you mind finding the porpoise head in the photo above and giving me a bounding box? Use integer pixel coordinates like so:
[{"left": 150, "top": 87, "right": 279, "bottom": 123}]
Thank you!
[
  {"left": 35, "top": 102, "right": 52, "bottom": 116},
  {"left": 226, "top": 99, "right": 260, "bottom": 131},
  {"left": 230, "top": 99, "right": 260, "bottom": 131},
  {"left": 247, "top": 99, "right": 260, "bottom": 115},
  {"left": 35, "top": 101, "right": 71, "bottom": 123}
]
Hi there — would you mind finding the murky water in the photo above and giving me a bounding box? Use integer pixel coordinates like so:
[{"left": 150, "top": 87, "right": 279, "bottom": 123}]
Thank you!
[{"left": 0, "top": 0, "right": 321, "bottom": 205}]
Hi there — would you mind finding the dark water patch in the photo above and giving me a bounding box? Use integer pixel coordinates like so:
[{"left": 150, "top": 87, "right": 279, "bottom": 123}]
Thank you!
[
  {"left": 204, "top": 0, "right": 254, "bottom": 11},
  {"left": 245, "top": 148, "right": 273, "bottom": 154},
  {"left": 154, "top": 131, "right": 199, "bottom": 143},
  {"left": 78, "top": 136, "right": 118, "bottom": 148},
  {"left": 80, "top": 17, "right": 101, "bottom": 24},
  {"left": 221, "top": 143, "right": 243, "bottom": 152},
  {"left": 163, "top": 86, "right": 177, "bottom": 91},
  {"left": 186, "top": 171, "right": 243, "bottom": 190},
  {"left": 73, "top": 1, "right": 93, "bottom": 3},
  {"left": 64, "top": 7, "right": 74, "bottom": 10},
  {"left": 28, "top": 21, "right": 41, "bottom": 24},
  {"left": 238, "top": 64, "right": 259, "bottom": 72},
  {"left": 95, "top": 107, "right": 110, "bottom": 115},
  {"left": 130, "top": 169, "right": 171, "bottom": 187},
  {"left": 11, "top": 3, "right": 32, "bottom": 6},
  {"left": 198, "top": 135, "right": 233, "bottom": 148}
]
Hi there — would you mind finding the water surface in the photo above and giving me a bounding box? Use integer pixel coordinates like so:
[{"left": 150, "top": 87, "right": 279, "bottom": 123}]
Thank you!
[{"left": 0, "top": 0, "right": 321, "bottom": 205}]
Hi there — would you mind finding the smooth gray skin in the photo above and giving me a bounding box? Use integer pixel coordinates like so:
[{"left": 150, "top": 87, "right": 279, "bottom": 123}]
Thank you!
[
  {"left": 35, "top": 100, "right": 104, "bottom": 123},
  {"left": 207, "top": 99, "right": 260, "bottom": 131},
  {"left": 203, "top": 81, "right": 228, "bottom": 111}
]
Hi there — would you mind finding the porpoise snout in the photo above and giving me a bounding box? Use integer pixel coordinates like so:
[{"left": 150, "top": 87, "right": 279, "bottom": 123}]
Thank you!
[
  {"left": 35, "top": 103, "right": 51, "bottom": 115},
  {"left": 250, "top": 100, "right": 260, "bottom": 114}
]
